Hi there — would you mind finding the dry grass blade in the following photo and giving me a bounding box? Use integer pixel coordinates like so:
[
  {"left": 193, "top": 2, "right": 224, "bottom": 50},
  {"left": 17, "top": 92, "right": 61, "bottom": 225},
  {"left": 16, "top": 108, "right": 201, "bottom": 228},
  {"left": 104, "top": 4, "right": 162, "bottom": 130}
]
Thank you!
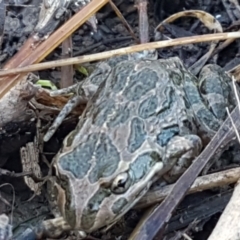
[
  {"left": 155, "top": 10, "right": 223, "bottom": 75},
  {"left": 229, "top": 0, "right": 240, "bottom": 14},
  {"left": 131, "top": 167, "right": 240, "bottom": 239},
  {"left": 135, "top": 167, "right": 240, "bottom": 209},
  {"left": 61, "top": 12, "right": 74, "bottom": 88},
  {"left": 207, "top": 179, "right": 240, "bottom": 240},
  {"left": 155, "top": 10, "right": 222, "bottom": 32},
  {"left": 0, "top": 0, "right": 109, "bottom": 100},
  {"left": 206, "top": 71, "right": 240, "bottom": 240},
  {"left": 109, "top": 0, "right": 138, "bottom": 43},
  {"left": 0, "top": 32, "right": 240, "bottom": 77},
  {"left": 135, "top": 0, "right": 149, "bottom": 43},
  {"left": 228, "top": 64, "right": 240, "bottom": 81},
  {"left": 130, "top": 101, "right": 240, "bottom": 239},
  {"left": 226, "top": 77, "right": 240, "bottom": 142}
]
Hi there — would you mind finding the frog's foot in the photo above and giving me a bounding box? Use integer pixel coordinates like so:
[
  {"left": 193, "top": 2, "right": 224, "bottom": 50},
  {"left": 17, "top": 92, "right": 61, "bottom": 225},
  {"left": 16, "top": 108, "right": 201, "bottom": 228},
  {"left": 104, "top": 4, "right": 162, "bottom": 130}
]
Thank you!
[
  {"left": 163, "top": 134, "right": 202, "bottom": 183},
  {"left": 0, "top": 214, "right": 12, "bottom": 240},
  {"left": 21, "top": 217, "right": 72, "bottom": 240},
  {"left": 44, "top": 95, "right": 82, "bottom": 142}
]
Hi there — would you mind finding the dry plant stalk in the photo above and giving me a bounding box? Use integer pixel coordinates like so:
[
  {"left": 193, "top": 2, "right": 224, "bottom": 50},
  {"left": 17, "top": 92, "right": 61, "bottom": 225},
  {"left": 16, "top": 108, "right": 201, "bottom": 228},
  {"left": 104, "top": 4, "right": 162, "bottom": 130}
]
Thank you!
[
  {"left": 0, "top": 32, "right": 240, "bottom": 77},
  {"left": 229, "top": 64, "right": 240, "bottom": 81},
  {"left": 109, "top": 0, "right": 138, "bottom": 42},
  {"left": 135, "top": 167, "right": 240, "bottom": 209},
  {"left": 0, "top": 0, "right": 109, "bottom": 100},
  {"left": 0, "top": 0, "right": 109, "bottom": 128},
  {"left": 207, "top": 179, "right": 240, "bottom": 240},
  {"left": 206, "top": 77, "right": 240, "bottom": 240},
  {"left": 61, "top": 12, "right": 74, "bottom": 88},
  {"left": 155, "top": 10, "right": 223, "bottom": 75},
  {"left": 131, "top": 167, "right": 240, "bottom": 240}
]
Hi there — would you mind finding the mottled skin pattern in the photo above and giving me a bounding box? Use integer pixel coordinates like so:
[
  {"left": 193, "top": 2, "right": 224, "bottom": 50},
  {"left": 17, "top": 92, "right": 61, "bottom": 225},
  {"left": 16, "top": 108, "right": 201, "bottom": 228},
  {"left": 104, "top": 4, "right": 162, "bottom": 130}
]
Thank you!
[{"left": 49, "top": 56, "right": 235, "bottom": 235}]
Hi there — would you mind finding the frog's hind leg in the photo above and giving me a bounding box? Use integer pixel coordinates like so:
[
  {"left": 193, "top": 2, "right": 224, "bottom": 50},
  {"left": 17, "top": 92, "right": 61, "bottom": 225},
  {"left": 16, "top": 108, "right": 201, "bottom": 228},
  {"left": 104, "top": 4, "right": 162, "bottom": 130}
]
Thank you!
[
  {"left": 198, "top": 64, "right": 238, "bottom": 174},
  {"left": 44, "top": 95, "right": 82, "bottom": 142},
  {"left": 198, "top": 64, "right": 236, "bottom": 121}
]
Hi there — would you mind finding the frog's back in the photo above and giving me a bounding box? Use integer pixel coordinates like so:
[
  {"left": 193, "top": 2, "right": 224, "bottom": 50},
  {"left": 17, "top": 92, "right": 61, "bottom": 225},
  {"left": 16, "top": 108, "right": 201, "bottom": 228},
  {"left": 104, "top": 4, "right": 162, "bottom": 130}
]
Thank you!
[
  {"left": 56, "top": 58, "right": 200, "bottom": 232},
  {"left": 74, "top": 59, "right": 196, "bottom": 165}
]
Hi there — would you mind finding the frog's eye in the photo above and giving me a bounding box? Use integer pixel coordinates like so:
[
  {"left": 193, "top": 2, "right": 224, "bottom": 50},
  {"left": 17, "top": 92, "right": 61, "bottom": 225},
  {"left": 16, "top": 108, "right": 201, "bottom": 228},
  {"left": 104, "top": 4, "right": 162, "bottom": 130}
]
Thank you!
[{"left": 111, "top": 172, "right": 132, "bottom": 194}]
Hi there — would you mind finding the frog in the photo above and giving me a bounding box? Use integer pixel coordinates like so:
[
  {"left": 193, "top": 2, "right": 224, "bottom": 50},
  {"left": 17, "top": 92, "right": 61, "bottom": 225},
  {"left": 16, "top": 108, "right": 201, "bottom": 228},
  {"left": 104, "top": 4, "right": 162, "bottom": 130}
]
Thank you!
[{"left": 38, "top": 54, "right": 235, "bottom": 239}]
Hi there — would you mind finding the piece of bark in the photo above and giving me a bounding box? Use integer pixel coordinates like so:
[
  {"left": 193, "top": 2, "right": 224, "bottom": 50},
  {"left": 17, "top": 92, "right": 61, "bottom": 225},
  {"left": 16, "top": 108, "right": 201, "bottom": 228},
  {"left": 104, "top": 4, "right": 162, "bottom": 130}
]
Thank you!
[{"left": 0, "top": 77, "right": 38, "bottom": 127}]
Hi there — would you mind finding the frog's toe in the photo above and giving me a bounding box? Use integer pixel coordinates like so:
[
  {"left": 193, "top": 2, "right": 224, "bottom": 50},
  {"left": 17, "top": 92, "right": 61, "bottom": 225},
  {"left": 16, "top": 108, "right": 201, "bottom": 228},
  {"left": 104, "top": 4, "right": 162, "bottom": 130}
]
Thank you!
[{"left": 21, "top": 217, "right": 72, "bottom": 240}]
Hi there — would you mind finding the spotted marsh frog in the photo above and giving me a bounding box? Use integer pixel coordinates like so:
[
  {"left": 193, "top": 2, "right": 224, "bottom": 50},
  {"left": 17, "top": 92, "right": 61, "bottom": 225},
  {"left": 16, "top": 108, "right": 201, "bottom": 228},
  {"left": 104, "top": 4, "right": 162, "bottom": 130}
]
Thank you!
[{"left": 43, "top": 56, "right": 235, "bottom": 237}]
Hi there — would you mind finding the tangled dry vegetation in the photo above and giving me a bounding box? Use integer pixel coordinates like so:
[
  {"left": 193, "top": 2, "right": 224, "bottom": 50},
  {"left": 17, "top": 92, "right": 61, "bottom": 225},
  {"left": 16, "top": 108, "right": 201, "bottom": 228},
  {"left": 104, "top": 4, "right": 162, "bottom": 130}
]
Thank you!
[{"left": 1, "top": 0, "right": 240, "bottom": 239}]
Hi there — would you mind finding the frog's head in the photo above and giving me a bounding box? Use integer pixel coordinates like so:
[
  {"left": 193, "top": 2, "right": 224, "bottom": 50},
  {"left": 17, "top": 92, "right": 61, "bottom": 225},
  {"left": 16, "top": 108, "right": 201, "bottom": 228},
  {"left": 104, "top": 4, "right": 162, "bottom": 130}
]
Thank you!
[{"left": 55, "top": 132, "right": 164, "bottom": 233}]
